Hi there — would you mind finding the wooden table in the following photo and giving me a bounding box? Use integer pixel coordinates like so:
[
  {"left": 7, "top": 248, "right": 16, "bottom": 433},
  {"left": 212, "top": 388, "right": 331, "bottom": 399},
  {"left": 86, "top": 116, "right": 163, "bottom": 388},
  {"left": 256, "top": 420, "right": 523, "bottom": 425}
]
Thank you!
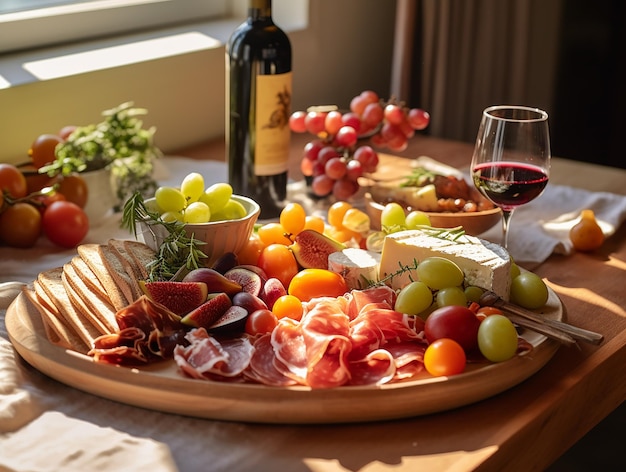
[{"left": 170, "top": 133, "right": 626, "bottom": 471}]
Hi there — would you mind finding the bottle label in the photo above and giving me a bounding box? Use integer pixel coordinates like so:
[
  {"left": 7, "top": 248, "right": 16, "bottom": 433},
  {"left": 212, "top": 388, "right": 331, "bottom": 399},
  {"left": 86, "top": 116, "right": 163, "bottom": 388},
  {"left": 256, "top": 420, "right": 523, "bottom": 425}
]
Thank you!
[{"left": 254, "top": 72, "right": 292, "bottom": 175}]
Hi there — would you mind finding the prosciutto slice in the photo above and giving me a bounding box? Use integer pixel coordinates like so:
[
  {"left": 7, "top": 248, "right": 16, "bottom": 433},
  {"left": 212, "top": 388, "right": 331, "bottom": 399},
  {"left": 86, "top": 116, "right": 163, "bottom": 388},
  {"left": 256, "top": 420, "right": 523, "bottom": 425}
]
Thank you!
[{"left": 174, "top": 328, "right": 254, "bottom": 379}]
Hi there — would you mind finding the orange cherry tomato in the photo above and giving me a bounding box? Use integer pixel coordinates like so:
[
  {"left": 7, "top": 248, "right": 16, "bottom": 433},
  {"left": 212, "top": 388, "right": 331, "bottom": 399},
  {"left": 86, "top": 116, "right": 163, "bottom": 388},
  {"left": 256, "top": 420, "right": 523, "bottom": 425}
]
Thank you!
[
  {"left": 271, "top": 294, "right": 304, "bottom": 321},
  {"left": 237, "top": 234, "right": 265, "bottom": 266},
  {"left": 0, "top": 202, "right": 42, "bottom": 248},
  {"left": 257, "top": 222, "right": 292, "bottom": 246},
  {"left": 28, "top": 134, "right": 64, "bottom": 169},
  {"left": 288, "top": 268, "right": 348, "bottom": 302},
  {"left": 303, "top": 215, "right": 325, "bottom": 233},
  {"left": 423, "top": 338, "right": 466, "bottom": 377},
  {"left": 327, "top": 201, "right": 353, "bottom": 229},
  {"left": 258, "top": 243, "right": 299, "bottom": 287},
  {"left": 279, "top": 202, "right": 306, "bottom": 235},
  {"left": 0, "top": 163, "right": 28, "bottom": 199}
]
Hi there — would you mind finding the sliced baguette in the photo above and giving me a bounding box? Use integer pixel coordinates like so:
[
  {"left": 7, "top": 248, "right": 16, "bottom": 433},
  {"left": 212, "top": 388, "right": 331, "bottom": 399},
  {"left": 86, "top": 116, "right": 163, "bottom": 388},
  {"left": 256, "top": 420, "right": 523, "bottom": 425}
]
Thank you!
[
  {"left": 62, "top": 263, "right": 118, "bottom": 334},
  {"left": 78, "top": 244, "right": 129, "bottom": 311},
  {"left": 122, "top": 239, "right": 157, "bottom": 280},
  {"left": 70, "top": 255, "right": 111, "bottom": 303},
  {"left": 107, "top": 238, "right": 144, "bottom": 300},
  {"left": 97, "top": 244, "right": 136, "bottom": 305},
  {"left": 24, "top": 283, "right": 81, "bottom": 351}
]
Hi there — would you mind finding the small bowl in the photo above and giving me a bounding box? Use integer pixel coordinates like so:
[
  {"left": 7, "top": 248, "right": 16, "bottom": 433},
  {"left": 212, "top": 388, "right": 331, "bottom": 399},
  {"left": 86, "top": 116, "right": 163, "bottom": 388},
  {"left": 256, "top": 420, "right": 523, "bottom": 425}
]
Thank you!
[
  {"left": 364, "top": 192, "right": 502, "bottom": 236},
  {"left": 138, "top": 195, "right": 260, "bottom": 265}
]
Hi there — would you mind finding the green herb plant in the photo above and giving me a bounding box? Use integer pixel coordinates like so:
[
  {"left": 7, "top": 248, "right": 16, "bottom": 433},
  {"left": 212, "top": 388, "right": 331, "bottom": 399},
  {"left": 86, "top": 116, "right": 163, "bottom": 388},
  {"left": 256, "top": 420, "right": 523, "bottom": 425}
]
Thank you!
[
  {"left": 121, "top": 192, "right": 208, "bottom": 282},
  {"left": 40, "top": 102, "right": 162, "bottom": 210}
]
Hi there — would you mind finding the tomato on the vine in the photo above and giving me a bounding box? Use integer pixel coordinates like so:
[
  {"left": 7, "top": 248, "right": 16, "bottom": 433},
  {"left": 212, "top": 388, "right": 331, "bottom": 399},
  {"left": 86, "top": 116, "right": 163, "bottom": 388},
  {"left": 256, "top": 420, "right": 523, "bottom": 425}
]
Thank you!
[
  {"left": 423, "top": 338, "right": 466, "bottom": 377},
  {"left": 42, "top": 200, "right": 89, "bottom": 248},
  {"left": 29, "top": 134, "right": 64, "bottom": 169},
  {"left": 54, "top": 174, "right": 89, "bottom": 208},
  {"left": 0, "top": 163, "right": 28, "bottom": 199},
  {"left": 0, "top": 202, "right": 42, "bottom": 248}
]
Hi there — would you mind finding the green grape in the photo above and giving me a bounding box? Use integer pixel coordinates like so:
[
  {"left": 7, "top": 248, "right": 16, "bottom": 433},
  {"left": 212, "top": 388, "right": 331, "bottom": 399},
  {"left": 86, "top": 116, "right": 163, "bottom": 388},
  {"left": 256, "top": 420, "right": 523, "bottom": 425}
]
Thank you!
[
  {"left": 510, "top": 272, "right": 548, "bottom": 309},
  {"left": 160, "top": 211, "right": 184, "bottom": 222},
  {"left": 155, "top": 186, "right": 186, "bottom": 213},
  {"left": 394, "top": 281, "right": 433, "bottom": 316},
  {"left": 510, "top": 259, "right": 521, "bottom": 280},
  {"left": 200, "top": 183, "right": 233, "bottom": 215},
  {"left": 436, "top": 286, "right": 467, "bottom": 307},
  {"left": 464, "top": 285, "right": 484, "bottom": 303},
  {"left": 210, "top": 198, "right": 246, "bottom": 221},
  {"left": 477, "top": 314, "right": 518, "bottom": 362},
  {"left": 417, "top": 257, "right": 465, "bottom": 290},
  {"left": 144, "top": 198, "right": 161, "bottom": 214},
  {"left": 180, "top": 172, "right": 205, "bottom": 203},
  {"left": 183, "top": 201, "right": 211, "bottom": 223},
  {"left": 405, "top": 210, "right": 431, "bottom": 229},
  {"left": 380, "top": 202, "right": 406, "bottom": 232}
]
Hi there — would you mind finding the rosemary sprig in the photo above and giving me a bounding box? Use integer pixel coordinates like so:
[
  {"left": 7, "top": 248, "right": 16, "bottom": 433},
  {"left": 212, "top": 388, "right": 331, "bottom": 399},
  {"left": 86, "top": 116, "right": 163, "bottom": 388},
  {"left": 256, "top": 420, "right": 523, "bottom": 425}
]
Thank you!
[
  {"left": 121, "top": 192, "right": 208, "bottom": 282},
  {"left": 399, "top": 167, "right": 438, "bottom": 187}
]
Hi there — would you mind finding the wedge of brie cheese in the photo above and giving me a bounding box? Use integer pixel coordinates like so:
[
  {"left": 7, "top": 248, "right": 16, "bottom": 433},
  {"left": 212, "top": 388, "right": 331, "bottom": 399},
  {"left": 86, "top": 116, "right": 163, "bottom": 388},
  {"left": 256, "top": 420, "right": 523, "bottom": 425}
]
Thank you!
[
  {"left": 328, "top": 248, "right": 381, "bottom": 290},
  {"left": 378, "top": 230, "right": 512, "bottom": 300}
]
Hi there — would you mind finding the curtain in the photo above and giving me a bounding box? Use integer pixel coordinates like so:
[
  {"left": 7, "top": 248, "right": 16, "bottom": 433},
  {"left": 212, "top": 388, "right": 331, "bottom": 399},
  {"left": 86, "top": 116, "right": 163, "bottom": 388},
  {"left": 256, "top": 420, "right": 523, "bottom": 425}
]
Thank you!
[{"left": 392, "top": 0, "right": 562, "bottom": 144}]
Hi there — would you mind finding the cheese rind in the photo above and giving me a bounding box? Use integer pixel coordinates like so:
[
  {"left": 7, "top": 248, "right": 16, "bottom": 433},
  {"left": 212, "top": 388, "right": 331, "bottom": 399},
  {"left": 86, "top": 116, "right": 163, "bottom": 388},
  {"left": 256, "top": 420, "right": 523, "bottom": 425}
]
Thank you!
[
  {"left": 328, "top": 248, "right": 381, "bottom": 290},
  {"left": 378, "top": 230, "right": 512, "bottom": 300}
]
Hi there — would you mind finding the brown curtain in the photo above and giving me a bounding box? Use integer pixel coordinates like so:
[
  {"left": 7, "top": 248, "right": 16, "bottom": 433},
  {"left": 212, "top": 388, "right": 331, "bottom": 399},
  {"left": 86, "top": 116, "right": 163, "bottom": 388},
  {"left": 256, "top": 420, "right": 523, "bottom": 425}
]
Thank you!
[{"left": 392, "top": 0, "right": 563, "bottom": 144}]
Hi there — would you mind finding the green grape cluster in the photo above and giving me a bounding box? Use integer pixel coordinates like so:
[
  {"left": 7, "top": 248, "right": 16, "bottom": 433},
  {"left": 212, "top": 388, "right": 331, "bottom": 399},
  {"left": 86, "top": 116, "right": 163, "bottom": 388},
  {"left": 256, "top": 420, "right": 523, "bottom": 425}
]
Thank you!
[{"left": 151, "top": 173, "right": 246, "bottom": 224}]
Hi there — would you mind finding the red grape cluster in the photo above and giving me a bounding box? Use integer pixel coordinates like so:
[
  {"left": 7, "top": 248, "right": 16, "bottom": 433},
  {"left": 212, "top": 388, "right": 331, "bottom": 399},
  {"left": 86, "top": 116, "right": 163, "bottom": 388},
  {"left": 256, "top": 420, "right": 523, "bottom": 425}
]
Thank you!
[{"left": 290, "top": 90, "right": 430, "bottom": 200}]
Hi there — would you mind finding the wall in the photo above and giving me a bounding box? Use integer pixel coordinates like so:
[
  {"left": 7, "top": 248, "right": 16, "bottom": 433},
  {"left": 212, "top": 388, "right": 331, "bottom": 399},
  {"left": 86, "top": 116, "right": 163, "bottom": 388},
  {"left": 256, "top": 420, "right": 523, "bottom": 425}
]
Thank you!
[{"left": 0, "top": 0, "right": 396, "bottom": 165}]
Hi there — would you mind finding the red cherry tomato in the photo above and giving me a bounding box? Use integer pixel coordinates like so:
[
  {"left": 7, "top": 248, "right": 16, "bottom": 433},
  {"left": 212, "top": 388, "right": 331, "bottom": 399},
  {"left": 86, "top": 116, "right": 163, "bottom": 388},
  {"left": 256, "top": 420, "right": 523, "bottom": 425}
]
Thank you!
[
  {"left": 424, "top": 305, "right": 481, "bottom": 353},
  {"left": 29, "top": 134, "right": 64, "bottom": 169},
  {"left": 245, "top": 309, "right": 278, "bottom": 336},
  {"left": 54, "top": 174, "right": 89, "bottom": 208},
  {"left": 42, "top": 200, "right": 89, "bottom": 248},
  {"left": 423, "top": 338, "right": 466, "bottom": 377},
  {"left": 0, "top": 163, "right": 28, "bottom": 199}
]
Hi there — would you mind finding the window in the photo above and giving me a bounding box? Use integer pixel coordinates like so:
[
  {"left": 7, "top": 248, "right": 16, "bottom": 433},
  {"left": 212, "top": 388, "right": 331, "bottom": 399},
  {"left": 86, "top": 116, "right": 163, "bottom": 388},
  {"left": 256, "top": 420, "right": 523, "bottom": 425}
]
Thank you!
[{"left": 0, "top": 1, "right": 228, "bottom": 55}]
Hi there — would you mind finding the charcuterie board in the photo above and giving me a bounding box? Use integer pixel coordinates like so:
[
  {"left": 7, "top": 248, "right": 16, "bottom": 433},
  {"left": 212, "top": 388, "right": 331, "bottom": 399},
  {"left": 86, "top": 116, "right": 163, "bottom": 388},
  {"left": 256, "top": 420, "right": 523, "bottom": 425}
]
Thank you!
[{"left": 6, "top": 289, "right": 563, "bottom": 424}]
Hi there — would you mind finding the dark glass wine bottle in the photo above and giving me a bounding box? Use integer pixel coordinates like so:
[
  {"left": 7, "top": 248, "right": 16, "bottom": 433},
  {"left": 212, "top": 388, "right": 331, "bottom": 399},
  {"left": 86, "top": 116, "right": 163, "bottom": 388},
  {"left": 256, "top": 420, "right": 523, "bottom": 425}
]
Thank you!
[{"left": 226, "top": 0, "right": 292, "bottom": 220}]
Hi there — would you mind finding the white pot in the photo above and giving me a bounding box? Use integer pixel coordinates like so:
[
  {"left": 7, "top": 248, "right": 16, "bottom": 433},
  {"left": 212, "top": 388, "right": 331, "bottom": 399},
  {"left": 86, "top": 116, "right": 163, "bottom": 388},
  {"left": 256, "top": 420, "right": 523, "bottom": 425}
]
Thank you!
[{"left": 81, "top": 168, "right": 116, "bottom": 224}]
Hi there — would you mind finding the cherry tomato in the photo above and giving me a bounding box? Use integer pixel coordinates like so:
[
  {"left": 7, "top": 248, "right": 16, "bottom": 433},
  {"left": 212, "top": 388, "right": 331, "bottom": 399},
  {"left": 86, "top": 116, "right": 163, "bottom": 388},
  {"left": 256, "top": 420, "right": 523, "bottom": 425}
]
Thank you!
[
  {"left": 258, "top": 243, "right": 299, "bottom": 287},
  {"left": 32, "top": 191, "right": 66, "bottom": 216},
  {"left": 279, "top": 202, "right": 306, "bottom": 235},
  {"left": 423, "top": 338, "right": 466, "bottom": 377},
  {"left": 303, "top": 215, "right": 326, "bottom": 233},
  {"left": 237, "top": 234, "right": 265, "bottom": 266},
  {"left": 288, "top": 268, "right": 348, "bottom": 302},
  {"left": 424, "top": 305, "right": 481, "bottom": 353},
  {"left": 42, "top": 200, "right": 89, "bottom": 248},
  {"left": 54, "top": 174, "right": 89, "bottom": 208},
  {"left": 257, "top": 222, "right": 292, "bottom": 246},
  {"left": 327, "top": 201, "right": 353, "bottom": 229},
  {"left": 0, "top": 202, "right": 42, "bottom": 248},
  {"left": 58, "top": 125, "right": 77, "bottom": 140},
  {"left": 245, "top": 309, "right": 278, "bottom": 336},
  {"left": 0, "top": 163, "right": 28, "bottom": 199},
  {"left": 29, "top": 134, "right": 64, "bottom": 169},
  {"left": 271, "top": 294, "right": 304, "bottom": 321}
]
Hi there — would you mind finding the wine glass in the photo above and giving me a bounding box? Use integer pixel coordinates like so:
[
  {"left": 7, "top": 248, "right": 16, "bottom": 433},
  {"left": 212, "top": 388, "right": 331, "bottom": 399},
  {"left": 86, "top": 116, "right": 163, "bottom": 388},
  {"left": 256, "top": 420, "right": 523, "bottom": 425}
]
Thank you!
[{"left": 470, "top": 105, "right": 551, "bottom": 249}]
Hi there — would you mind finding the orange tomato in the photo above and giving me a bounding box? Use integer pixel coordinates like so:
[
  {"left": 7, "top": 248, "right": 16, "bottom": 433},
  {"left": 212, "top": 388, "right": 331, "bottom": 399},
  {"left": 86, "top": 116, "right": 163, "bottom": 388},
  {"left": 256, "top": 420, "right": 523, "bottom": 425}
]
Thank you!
[
  {"left": 0, "top": 163, "right": 28, "bottom": 199},
  {"left": 29, "top": 134, "right": 64, "bottom": 169},
  {"left": 237, "top": 234, "right": 265, "bottom": 266},
  {"left": 327, "top": 201, "right": 353, "bottom": 229},
  {"left": 257, "top": 222, "right": 292, "bottom": 246},
  {"left": 288, "top": 268, "right": 348, "bottom": 302},
  {"left": 258, "top": 243, "right": 299, "bottom": 287},
  {"left": 271, "top": 294, "right": 304, "bottom": 321},
  {"left": 55, "top": 174, "right": 89, "bottom": 208},
  {"left": 0, "top": 202, "right": 42, "bottom": 248}
]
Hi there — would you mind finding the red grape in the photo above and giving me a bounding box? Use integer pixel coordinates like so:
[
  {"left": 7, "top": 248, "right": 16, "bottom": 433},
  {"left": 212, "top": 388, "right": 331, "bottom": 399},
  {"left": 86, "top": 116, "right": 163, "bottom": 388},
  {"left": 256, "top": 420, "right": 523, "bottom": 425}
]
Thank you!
[
  {"left": 346, "top": 159, "right": 364, "bottom": 181},
  {"left": 311, "top": 174, "right": 335, "bottom": 197},
  {"left": 289, "top": 111, "right": 307, "bottom": 133},
  {"left": 325, "top": 157, "right": 347, "bottom": 180},
  {"left": 317, "top": 146, "right": 341, "bottom": 165},
  {"left": 354, "top": 145, "right": 379, "bottom": 172},
  {"left": 384, "top": 104, "right": 404, "bottom": 125},
  {"left": 408, "top": 108, "right": 430, "bottom": 130},
  {"left": 333, "top": 177, "right": 359, "bottom": 200},
  {"left": 304, "top": 139, "right": 324, "bottom": 161},
  {"left": 341, "top": 113, "right": 362, "bottom": 134},
  {"left": 305, "top": 111, "right": 327, "bottom": 135},
  {"left": 335, "top": 126, "right": 358, "bottom": 148},
  {"left": 362, "top": 102, "right": 384, "bottom": 127},
  {"left": 324, "top": 111, "right": 344, "bottom": 135}
]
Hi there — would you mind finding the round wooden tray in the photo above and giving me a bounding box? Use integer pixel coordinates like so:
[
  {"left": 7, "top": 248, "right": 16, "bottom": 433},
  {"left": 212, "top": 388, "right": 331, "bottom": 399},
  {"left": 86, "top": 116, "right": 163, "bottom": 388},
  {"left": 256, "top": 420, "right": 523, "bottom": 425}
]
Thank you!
[{"left": 5, "top": 290, "right": 563, "bottom": 424}]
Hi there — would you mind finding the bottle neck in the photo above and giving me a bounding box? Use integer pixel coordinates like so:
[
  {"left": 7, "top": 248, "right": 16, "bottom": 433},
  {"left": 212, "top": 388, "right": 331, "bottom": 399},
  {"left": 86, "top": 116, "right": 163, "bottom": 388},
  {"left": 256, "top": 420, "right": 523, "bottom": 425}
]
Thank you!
[{"left": 249, "top": 0, "right": 272, "bottom": 21}]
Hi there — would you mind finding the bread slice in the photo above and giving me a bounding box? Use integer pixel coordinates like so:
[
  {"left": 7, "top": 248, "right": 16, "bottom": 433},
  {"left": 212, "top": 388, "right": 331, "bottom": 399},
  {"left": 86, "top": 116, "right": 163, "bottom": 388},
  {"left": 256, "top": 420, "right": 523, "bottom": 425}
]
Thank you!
[
  {"left": 28, "top": 278, "right": 90, "bottom": 352},
  {"left": 62, "top": 262, "right": 118, "bottom": 334},
  {"left": 70, "top": 255, "right": 110, "bottom": 303},
  {"left": 107, "top": 239, "right": 144, "bottom": 300},
  {"left": 122, "top": 239, "right": 157, "bottom": 280},
  {"left": 77, "top": 244, "right": 128, "bottom": 311}
]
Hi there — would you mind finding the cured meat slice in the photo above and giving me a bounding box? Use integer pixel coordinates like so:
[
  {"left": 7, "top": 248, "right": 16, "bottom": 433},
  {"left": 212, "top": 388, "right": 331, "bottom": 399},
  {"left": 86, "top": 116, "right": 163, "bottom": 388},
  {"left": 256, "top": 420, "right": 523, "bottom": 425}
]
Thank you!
[
  {"left": 385, "top": 341, "right": 426, "bottom": 380},
  {"left": 348, "top": 349, "right": 396, "bottom": 386},
  {"left": 345, "top": 285, "right": 396, "bottom": 319},
  {"left": 271, "top": 317, "right": 308, "bottom": 383},
  {"left": 246, "top": 334, "right": 297, "bottom": 386},
  {"left": 174, "top": 328, "right": 254, "bottom": 379}
]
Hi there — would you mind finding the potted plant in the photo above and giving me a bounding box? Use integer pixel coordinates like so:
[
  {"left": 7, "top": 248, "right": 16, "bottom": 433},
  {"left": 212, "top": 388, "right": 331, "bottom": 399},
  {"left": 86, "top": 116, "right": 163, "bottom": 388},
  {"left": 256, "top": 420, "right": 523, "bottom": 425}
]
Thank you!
[{"left": 40, "top": 101, "right": 162, "bottom": 214}]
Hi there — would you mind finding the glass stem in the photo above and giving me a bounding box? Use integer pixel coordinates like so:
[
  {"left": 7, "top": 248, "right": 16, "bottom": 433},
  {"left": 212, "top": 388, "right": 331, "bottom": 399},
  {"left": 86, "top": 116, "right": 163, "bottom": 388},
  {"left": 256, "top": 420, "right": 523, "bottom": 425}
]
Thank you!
[{"left": 501, "top": 209, "right": 514, "bottom": 249}]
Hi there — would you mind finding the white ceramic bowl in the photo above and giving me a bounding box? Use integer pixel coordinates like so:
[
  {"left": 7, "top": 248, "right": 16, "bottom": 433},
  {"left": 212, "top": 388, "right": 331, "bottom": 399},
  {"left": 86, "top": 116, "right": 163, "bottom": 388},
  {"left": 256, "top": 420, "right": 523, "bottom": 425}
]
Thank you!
[{"left": 138, "top": 195, "right": 260, "bottom": 266}]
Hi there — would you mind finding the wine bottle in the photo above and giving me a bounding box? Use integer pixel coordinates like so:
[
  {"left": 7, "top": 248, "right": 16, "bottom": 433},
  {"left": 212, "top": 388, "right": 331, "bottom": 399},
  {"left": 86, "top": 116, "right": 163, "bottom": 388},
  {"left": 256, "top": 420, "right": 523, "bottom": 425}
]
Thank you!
[{"left": 226, "top": 0, "right": 292, "bottom": 220}]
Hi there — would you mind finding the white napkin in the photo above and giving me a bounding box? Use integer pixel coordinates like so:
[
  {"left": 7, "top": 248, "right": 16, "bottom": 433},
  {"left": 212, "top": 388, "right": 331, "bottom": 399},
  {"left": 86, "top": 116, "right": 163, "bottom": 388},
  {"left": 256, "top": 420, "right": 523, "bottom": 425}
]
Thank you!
[
  {"left": 479, "top": 184, "right": 626, "bottom": 267},
  {"left": 0, "top": 412, "right": 178, "bottom": 472}
]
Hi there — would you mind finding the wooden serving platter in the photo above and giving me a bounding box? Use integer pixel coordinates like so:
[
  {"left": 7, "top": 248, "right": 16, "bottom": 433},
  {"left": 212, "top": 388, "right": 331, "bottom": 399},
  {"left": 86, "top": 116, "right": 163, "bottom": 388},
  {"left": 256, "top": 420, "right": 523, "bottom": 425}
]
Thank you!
[{"left": 5, "top": 290, "right": 563, "bottom": 424}]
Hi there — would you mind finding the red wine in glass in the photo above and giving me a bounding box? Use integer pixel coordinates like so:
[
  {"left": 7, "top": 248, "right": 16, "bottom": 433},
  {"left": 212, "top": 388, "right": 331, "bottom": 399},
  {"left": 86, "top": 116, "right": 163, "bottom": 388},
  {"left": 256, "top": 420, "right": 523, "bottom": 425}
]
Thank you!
[{"left": 473, "top": 162, "right": 549, "bottom": 211}]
